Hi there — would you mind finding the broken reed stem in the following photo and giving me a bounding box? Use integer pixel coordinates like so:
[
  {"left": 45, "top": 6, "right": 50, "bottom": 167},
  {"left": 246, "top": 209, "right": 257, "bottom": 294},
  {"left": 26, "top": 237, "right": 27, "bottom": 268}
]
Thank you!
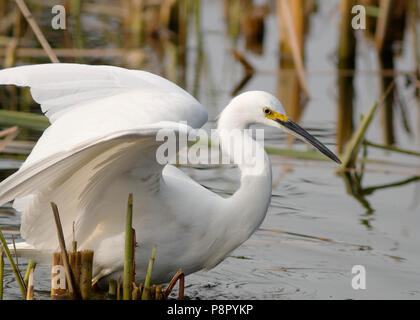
[
  {"left": 50, "top": 202, "right": 79, "bottom": 299},
  {"left": 68, "top": 251, "right": 81, "bottom": 296},
  {"left": 0, "top": 247, "right": 3, "bottom": 300},
  {"left": 108, "top": 278, "right": 117, "bottom": 300},
  {"left": 155, "top": 284, "right": 163, "bottom": 300},
  {"left": 340, "top": 102, "right": 378, "bottom": 168},
  {"left": 138, "top": 282, "right": 143, "bottom": 299},
  {"left": 26, "top": 267, "right": 34, "bottom": 300},
  {"left": 51, "top": 252, "right": 68, "bottom": 299},
  {"left": 123, "top": 193, "right": 134, "bottom": 300},
  {"left": 164, "top": 269, "right": 185, "bottom": 300},
  {"left": 117, "top": 276, "right": 121, "bottom": 300},
  {"left": 79, "top": 250, "right": 94, "bottom": 300},
  {"left": 14, "top": 0, "right": 60, "bottom": 63},
  {"left": 131, "top": 282, "right": 139, "bottom": 300},
  {"left": 23, "top": 260, "right": 36, "bottom": 287},
  {"left": 0, "top": 229, "right": 26, "bottom": 298},
  {"left": 340, "top": 81, "right": 395, "bottom": 168},
  {"left": 141, "top": 245, "right": 156, "bottom": 300},
  {"left": 72, "top": 221, "right": 77, "bottom": 253}
]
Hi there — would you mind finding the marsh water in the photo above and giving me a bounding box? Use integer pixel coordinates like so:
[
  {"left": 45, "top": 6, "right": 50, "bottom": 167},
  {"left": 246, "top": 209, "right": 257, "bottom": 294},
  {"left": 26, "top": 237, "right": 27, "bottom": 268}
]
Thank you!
[{"left": 1, "top": 0, "right": 420, "bottom": 299}]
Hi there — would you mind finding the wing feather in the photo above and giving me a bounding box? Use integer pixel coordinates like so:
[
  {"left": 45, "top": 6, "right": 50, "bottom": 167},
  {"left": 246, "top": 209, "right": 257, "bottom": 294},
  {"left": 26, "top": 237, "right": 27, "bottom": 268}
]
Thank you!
[
  {"left": 0, "top": 63, "right": 208, "bottom": 256},
  {"left": 0, "top": 64, "right": 207, "bottom": 124},
  {"left": 0, "top": 124, "right": 193, "bottom": 251}
]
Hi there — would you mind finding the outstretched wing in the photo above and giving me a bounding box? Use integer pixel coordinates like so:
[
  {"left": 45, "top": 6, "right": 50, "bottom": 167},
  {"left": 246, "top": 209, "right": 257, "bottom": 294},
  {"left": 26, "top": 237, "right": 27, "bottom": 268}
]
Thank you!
[
  {"left": 0, "top": 63, "right": 207, "bottom": 125},
  {"left": 0, "top": 63, "right": 207, "bottom": 167},
  {"left": 0, "top": 63, "right": 208, "bottom": 251},
  {"left": 0, "top": 124, "right": 194, "bottom": 251}
]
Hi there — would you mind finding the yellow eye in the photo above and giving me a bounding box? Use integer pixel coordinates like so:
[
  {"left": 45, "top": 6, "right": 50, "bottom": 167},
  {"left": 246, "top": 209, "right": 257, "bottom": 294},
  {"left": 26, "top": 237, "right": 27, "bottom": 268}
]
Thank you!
[{"left": 263, "top": 107, "right": 272, "bottom": 115}]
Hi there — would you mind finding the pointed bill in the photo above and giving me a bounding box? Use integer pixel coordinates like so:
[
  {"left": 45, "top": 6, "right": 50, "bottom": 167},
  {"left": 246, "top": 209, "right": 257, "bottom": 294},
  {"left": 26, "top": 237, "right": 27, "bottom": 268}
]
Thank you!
[{"left": 275, "top": 118, "right": 341, "bottom": 164}]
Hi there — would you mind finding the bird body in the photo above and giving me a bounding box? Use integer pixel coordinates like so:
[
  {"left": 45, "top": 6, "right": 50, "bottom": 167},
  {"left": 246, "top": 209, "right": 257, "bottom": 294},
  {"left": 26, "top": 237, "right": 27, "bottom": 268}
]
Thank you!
[{"left": 0, "top": 64, "right": 340, "bottom": 284}]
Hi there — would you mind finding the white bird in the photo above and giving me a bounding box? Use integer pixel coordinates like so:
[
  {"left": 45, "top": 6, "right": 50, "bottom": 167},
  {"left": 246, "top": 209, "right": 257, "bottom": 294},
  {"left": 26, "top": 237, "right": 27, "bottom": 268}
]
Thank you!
[{"left": 0, "top": 64, "right": 340, "bottom": 285}]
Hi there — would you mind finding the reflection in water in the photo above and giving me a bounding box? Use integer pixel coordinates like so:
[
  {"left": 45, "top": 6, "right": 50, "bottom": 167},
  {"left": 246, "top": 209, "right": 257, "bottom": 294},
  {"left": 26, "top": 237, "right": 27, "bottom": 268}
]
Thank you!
[
  {"left": 276, "top": 0, "right": 313, "bottom": 148},
  {"left": 378, "top": 48, "right": 396, "bottom": 145},
  {"left": 336, "top": 0, "right": 356, "bottom": 154},
  {"left": 340, "top": 166, "right": 420, "bottom": 230}
]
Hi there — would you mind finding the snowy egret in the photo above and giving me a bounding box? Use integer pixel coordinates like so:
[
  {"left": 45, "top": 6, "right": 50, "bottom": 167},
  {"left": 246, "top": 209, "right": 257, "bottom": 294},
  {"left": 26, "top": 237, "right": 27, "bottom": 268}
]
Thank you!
[{"left": 0, "top": 64, "right": 340, "bottom": 284}]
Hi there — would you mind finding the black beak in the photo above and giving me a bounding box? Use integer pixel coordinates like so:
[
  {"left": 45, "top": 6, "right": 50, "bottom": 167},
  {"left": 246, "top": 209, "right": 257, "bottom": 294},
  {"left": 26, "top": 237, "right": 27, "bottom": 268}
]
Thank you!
[{"left": 276, "top": 119, "right": 341, "bottom": 164}]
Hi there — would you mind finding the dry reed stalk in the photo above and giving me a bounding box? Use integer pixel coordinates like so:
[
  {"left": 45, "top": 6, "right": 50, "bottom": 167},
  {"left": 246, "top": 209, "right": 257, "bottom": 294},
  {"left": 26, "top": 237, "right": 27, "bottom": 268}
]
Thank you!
[
  {"left": 14, "top": 0, "right": 59, "bottom": 63},
  {"left": 4, "top": 37, "right": 18, "bottom": 69},
  {"left": 164, "top": 269, "right": 184, "bottom": 300},
  {"left": 72, "top": 221, "right": 77, "bottom": 253},
  {"left": 129, "top": 0, "right": 144, "bottom": 48},
  {"left": 108, "top": 278, "right": 117, "bottom": 300},
  {"left": 131, "top": 282, "right": 139, "bottom": 300},
  {"left": 0, "top": 48, "right": 146, "bottom": 62},
  {"left": 79, "top": 250, "right": 94, "bottom": 300},
  {"left": 0, "top": 126, "right": 19, "bottom": 152},
  {"left": 0, "top": 10, "right": 16, "bottom": 34},
  {"left": 338, "top": 0, "right": 356, "bottom": 62},
  {"left": 25, "top": 267, "right": 34, "bottom": 300},
  {"left": 277, "top": 0, "right": 309, "bottom": 96},
  {"left": 68, "top": 251, "right": 81, "bottom": 291},
  {"left": 51, "top": 202, "right": 79, "bottom": 299},
  {"left": 155, "top": 284, "right": 163, "bottom": 300},
  {"left": 123, "top": 193, "right": 134, "bottom": 300},
  {"left": 117, "top": 276, "right": 121, "bottom": 300},
  {"left": 375, "top": 0, "right": 394, "bottom": 52},
  {"left": 51, "top": 252, "right": 69, "bottom": 299},
  {"left": 337, "top": 0, "right": 356, "bottom": 153},
  {"left": 138, "top": 282, "right": 143, "bottom": 298},
  {"left": 3, "top": 9, "right": 21, "bottom": 68}
]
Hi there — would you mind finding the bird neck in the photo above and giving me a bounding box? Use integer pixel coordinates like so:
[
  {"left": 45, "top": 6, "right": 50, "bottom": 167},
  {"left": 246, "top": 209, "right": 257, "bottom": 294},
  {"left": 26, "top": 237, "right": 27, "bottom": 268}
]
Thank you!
[{"left": 216, "top": 121, "right": 272, "bottom": 247}]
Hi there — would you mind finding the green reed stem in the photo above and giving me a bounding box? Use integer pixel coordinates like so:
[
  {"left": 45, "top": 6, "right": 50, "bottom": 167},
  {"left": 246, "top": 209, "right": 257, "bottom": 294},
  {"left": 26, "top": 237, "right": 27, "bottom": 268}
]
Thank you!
[
  {"left": 0, "top": 110, "right": 49, "bottom": 131},
  {"left": 23, "top": 260, "right": 36, "bottom": 287},
  {"left": 340, "top": 102, "right": 378, "bottom": 168},
  {"left": 0, "top": 248, "right": 4, "bottom": 300},
  {"left": 0, "top": 229, "right": 26, "bottom": 298},
  {"left": 141, "top": 245, "right": 156, "bottom": 300},
  {"left": 364, "top": 140, "right": 420, "bottom": 157}
]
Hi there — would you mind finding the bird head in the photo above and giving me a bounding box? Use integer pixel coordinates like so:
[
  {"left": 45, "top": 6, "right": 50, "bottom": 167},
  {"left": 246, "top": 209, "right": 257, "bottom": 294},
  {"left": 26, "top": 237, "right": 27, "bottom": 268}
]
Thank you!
[{"left": 221, "top": 91, "right": 341, "bottom": 164}]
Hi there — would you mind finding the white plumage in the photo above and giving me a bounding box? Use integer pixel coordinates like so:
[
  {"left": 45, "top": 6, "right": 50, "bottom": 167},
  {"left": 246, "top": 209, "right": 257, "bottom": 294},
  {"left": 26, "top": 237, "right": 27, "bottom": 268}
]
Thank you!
[{"left": 0, "top": 63, "right": 339, "bottom": 284}]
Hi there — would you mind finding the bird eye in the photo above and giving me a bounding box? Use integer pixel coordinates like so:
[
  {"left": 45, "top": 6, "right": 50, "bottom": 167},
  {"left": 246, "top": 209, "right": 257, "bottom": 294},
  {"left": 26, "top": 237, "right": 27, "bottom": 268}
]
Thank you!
[{"left": 263, "top": 107, "right": 271, "bottom": 115}]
